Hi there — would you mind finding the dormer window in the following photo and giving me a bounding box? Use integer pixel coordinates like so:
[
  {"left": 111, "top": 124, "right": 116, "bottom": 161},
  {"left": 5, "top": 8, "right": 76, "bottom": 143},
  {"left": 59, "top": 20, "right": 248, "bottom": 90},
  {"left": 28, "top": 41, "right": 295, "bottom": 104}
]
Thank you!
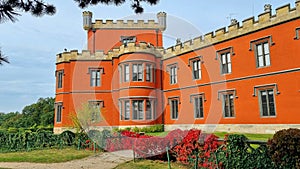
[{"left": 121, "top": 36, "right": 136, "bottom": 46}]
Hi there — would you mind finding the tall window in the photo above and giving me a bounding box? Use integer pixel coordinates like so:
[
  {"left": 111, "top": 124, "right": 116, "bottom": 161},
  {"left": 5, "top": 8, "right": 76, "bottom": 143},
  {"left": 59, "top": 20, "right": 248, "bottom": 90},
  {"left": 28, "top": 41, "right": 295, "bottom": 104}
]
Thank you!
[
  {"left": 192, "top": 60, "right": 201, "bottom": 79},
  {"left": 57, "top": 70, "right": 64, "bottom": 89},
  {"left": 220, "top": 52, "right": 232, "bottom": 74},
  {"left": 170, "top": 99, "right": 179, "bottom": 119},
  {"left": 132, "top": 100, "right": 144, "bottom": 120},
  {"left": 124, "top": 100, "right": 130, "bottom": 120},
  {"left": 222, "top": 93, "right": 235, "bottom": 118},
  {"left": 259, "top": 89, "right": 276, "bottom": 117},
  {"left": 119, "top": 101, "right": 123, "bottom": 120},
  {"left": 295, "top": 27, "right": 300, "bottom": 40},
  {"left": 256, "top": 42, "right": 270, "bottom": 67},
  {"left": 90, "top": 69, "right": 101, "bottom": 87},
  {"left": 132, "top": 64, "right": 143, "bottom": 81},
  {"left": 89, "top": 101, "right": 103, "bottom": 122},
  {"left": 124, "top": 64, "right": 130, "bottom": 82},
  {"left": 146, "top": 100, "right": 153, "bottom": 120},
  {"left": 146, "top": 64, "right": 153, "bottom": 82},
  {"left": 194, "top": 96, "right": 204, "bottom": 118},
  {"left": 56, "top": 103, "right": 63, "bottom": 123},
  {"left": 170, "top": 66, "right": 177, "bottom": 84},
  {"left": 118, "top": 66, "right": 122, "bottom": 83}
]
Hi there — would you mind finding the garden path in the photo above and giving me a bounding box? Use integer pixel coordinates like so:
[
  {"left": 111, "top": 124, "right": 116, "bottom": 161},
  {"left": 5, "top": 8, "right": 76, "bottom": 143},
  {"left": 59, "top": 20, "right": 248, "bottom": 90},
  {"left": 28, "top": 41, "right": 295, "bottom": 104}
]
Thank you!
[{"left": 0, "top": 150, "right": 133, "bottom": 169}]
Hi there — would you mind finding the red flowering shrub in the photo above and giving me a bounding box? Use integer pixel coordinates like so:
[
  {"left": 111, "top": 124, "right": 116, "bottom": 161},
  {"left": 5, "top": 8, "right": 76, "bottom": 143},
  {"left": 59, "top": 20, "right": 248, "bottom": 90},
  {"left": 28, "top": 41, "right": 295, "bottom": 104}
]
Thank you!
[
  {"left": 171, "top": 129, "right": 219, "bottom": 168},
  {"left": 105, "top": 128, "right": 219, "bottom": 168}
]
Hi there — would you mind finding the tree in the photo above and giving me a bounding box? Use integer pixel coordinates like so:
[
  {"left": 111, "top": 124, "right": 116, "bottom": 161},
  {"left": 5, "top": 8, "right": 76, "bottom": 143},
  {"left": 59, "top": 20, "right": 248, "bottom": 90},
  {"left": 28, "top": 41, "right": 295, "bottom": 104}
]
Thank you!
[
  {"left": 0, "top": 0, "right": 159, "bottom": 64},
  {"left": 0, "top": 97, "right": 55, "bottom": 128},
  {"left": 0, "top": 0, "right": 159, "bottom": 23},
  {"left": 0, "top": 49, "right": 9, "bottom": 65}
]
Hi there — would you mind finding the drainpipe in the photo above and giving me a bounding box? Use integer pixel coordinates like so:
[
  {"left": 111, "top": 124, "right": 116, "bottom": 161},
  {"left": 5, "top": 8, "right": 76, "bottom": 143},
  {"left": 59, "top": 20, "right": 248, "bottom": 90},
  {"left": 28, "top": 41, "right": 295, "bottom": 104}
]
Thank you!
[
  {"left": 160, "top": 59, "right": 165, "bottom": 126},
  {"left": 92, "top": 29, "right": 96, "bottom": 53},
  {"left": 156, "top": 29, "right": 159, "bottom": 47}
]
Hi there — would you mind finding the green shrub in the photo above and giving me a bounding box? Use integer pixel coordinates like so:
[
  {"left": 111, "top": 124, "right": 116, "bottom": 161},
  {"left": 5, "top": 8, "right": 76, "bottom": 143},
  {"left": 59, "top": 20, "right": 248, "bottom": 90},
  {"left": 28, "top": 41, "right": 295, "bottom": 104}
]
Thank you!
[
  {"left": 268, "top": 128, "right": 300, "bottom": 169},
  {"left": 132, "top": 126, "right": 140, "bottom": 133},
  {"left": 217, "top": 134, "right": 274, "bottom": 169},
  {"left": 7, "top": 127, "right": 18, "bottom": 133}
]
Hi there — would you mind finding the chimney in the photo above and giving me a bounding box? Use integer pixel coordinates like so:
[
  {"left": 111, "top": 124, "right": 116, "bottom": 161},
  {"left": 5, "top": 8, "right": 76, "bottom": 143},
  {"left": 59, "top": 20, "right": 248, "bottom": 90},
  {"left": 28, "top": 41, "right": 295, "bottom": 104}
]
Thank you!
[
  {"left": 264, "top": 4, "right": 272, "bottom": 13},
  {"left": 230, "top": 19, "right": 238, "bottom": 25}
]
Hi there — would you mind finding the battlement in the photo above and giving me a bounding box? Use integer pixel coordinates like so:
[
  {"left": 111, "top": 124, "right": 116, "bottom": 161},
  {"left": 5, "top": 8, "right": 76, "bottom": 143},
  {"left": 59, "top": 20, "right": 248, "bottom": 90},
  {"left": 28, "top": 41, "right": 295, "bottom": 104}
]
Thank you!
[
  {"left": 56, "top": 42, "right": 164, "bottom": 63},
  {"left": 83, "top": 11, "right": 167, "bottom": 31},
  {"left": 162, "top": 2, "right": 300, "bottom": 59}
]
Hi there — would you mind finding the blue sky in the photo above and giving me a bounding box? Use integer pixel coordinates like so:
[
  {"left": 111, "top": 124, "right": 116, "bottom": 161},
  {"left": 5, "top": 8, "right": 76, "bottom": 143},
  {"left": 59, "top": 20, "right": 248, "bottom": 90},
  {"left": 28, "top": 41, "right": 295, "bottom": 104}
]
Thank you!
[{"left": 0, "top": 0, "right": 296, "bottom": 113}]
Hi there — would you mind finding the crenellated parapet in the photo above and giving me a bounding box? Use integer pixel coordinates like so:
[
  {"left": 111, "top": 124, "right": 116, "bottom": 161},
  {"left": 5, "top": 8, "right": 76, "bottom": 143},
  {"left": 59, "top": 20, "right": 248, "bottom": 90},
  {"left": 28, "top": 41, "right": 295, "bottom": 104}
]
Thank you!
[
  {"left": 162, "top": 2, "right": 300, "bottom": 59},
  {"left": 56, "top": 42, "right": 164, "bottom": 63},
  {"left": 83, "top": 11, "right": 167, "bottom": 31}
]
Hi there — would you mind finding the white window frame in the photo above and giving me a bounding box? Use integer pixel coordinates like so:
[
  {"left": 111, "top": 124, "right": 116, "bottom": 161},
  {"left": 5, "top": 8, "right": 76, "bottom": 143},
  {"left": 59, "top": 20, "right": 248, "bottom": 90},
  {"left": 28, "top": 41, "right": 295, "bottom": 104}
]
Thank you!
[
  {"left": 220, "top": 52, "right": 232, "bottom": 74},
  {"left": 124, "top": 64, "right": 130, "bottom": 82},
  {"left": 55, "top": 102, "right": 63, "bottom": 123},
  {"left": 124, "top": 100, "right": 130, "bottom": 120},
  {"left": 249, "top": 36, "right": 274, "bottom": 68},
  {"left": 258, "top": 89, "right": 276, "bottom": 117},
  {"left": 167, "top": 64, "right": 178, "bottom": 85},
  {"left": 132, "top": 64, "right": 143, "bottom": 82},
  {"left": 168, "top": 97, "right": 180, "bottom": 120},
  {"left": 218, "top": 90, "right": 236, "bottom": 118},
  {"left": 56, "top": 70, "right": 64, "bottom": 89},
  {"left": 192, "top": 60, "right": 202, "bottom": 80},
  {"left": 190, "top": 94, "right": 205, "bottom": 119},
  {"left": 132, "top": 100, "right": 144, "bottom": 120},
  {"left": 146, "top": 64, "right": 153, "bottom": 82},
  {"left": 89, "top": 68, "right": 103, "bottom": 87}
]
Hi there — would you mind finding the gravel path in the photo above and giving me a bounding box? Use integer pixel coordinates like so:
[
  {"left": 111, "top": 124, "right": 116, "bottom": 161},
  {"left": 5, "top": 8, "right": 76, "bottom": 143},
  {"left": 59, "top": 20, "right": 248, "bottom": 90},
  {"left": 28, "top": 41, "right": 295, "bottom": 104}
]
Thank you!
[{"left": 0, "top": 150, "right": 133, "bottom": 169}]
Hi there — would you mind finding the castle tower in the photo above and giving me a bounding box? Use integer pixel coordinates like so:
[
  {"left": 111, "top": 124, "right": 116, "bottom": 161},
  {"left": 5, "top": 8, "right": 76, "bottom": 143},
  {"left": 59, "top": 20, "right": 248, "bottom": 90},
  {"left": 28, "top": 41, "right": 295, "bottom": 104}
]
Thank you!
[{"left": 157, "top": 12, "right": 167, "bottom": 31}]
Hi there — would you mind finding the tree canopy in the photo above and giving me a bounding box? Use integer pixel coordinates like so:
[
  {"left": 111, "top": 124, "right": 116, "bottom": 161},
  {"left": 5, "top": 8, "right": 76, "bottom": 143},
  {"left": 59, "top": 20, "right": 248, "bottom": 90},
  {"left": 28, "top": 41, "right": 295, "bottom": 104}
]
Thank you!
[
  {"left": 0, "top": 97, "right": 55, "bottom": 128},
  {"left": 0, "top": 0, "right": 160, "bottom": 23},
  {"left": 0, "top": 0, "right": 159, "bottom": 65}
]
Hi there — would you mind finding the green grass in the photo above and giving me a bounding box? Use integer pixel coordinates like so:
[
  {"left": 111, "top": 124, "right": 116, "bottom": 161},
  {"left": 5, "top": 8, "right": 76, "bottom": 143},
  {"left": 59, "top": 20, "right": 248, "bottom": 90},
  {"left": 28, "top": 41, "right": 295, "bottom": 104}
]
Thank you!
[
  {"left": 0, "top": 148, "right": 95, "bottom": 163},
  {"left": 114, "top": 160, "right": 189, "bottom": 169},
  {"left": 214, "top": 132, "right": 273, "bottom": 141},
  {"left": 146, "top": 131, "right": 273, "bottom": 141},
  {"left": 145, "top": 131, "right": 169, "bottom": 137}
]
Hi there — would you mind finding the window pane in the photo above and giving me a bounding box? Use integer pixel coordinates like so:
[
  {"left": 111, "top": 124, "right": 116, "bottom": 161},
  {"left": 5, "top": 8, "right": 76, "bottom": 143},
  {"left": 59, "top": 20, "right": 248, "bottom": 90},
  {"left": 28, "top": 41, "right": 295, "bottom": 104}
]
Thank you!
[
  {"left": 138, "top": 64, "right": 143, "bottom": 81},
  {"left": 227, "top": 53, "right": 231, "bottom": 62},
  {"left": 146, "top": 100, "right": 152, "bottom": 120},
  {"left": 263, "top": 43, "right": 269, "bottom": 54},
  {"left": 171, "top": 99, "right": 178, "bottom": 119},
  {"left": 56, "top": 105, "right": 62, "bottom": 122},
  {"left": 125, "top": 101, "right": 130, "bottom": 120},
  {"left": 258, "top": 56, "right": 264, "bottom": 67},
  {"left": 265, "top": 54, "right": 271, "bottom": 66},
  {"left": 221, "top": 54, "right": 226, "bottom": 64},
  {"left": 257, "top": 44, "right": 263, "bottom": 56},
  {"left": 124, "top": 65, "right": 129, "bottom": 82},
  {"left": 228, "top": 63, "right": 232, "bottom": 73}
]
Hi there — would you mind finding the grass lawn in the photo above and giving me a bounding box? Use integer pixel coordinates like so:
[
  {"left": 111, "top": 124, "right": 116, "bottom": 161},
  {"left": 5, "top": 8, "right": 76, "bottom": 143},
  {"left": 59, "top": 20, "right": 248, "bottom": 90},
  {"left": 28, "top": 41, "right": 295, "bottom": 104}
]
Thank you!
[
  {"left": 147, "top": 131, "right": 273, "bottom": 141},
  {"left": 114, "top": 160, "right": 189, "bottom": 169},
  {"left": 0, "top": 148, "right": 95, "bottom": 163},
  {"left": 213, "top": 131, "right": 273, "bottom": 141}
]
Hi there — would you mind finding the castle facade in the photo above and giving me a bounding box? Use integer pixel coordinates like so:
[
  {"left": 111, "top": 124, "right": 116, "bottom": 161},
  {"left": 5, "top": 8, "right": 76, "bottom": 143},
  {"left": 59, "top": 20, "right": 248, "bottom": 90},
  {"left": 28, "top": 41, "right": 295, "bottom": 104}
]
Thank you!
[{"left": 54, "top": 2, "right": 300, "bottom": 134}]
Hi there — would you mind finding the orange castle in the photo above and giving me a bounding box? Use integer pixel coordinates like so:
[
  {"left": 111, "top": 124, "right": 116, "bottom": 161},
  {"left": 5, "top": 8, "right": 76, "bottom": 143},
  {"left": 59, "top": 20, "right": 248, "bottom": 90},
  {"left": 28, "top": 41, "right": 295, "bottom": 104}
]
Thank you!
[{"left": 54, "top": 2, "right": 300, "bottom": 134}]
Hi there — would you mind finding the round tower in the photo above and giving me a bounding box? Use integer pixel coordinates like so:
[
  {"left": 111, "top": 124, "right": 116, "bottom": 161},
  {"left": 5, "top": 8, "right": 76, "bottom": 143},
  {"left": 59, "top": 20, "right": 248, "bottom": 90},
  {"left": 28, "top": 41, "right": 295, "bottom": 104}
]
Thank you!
[
  {"left": 83, "top": 11, "right": 93, "bottom": 30},
  {"left": 157, "top": 12, "right": 167, "bottom": 31}
]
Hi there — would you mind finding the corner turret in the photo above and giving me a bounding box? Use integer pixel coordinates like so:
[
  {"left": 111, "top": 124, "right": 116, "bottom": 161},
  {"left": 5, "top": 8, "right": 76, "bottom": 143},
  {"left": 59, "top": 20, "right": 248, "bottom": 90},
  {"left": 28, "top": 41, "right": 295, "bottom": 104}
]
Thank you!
[
  {"left": 83, "top": 11, "right": 93, "bottom": 30},
  {"left": 157, "top": 12, "right": 167, "bottom": 31}
]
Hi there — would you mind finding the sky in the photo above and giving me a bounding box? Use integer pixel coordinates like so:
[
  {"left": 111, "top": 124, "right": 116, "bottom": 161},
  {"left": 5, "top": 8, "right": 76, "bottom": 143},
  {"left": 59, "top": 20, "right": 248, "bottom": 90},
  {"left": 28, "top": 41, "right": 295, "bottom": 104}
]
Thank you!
[{"left": 0, "top": 0, "right": 296, "bottom": 113}]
